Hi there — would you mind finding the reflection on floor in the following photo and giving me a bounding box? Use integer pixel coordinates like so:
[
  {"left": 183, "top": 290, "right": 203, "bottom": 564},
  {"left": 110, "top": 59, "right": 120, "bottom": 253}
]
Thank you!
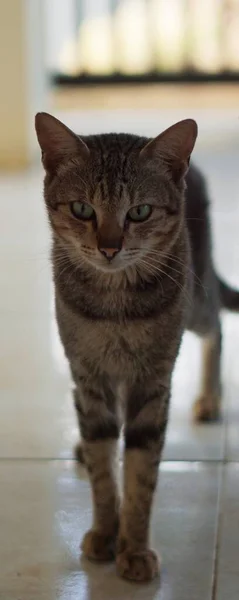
[{"left": 0, "top": 110, "right": 239, "bottom": 599}]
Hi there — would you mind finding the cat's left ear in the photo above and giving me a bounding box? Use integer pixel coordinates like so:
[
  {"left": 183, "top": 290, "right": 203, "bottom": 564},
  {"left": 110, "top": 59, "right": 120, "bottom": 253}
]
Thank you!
[
  {"left": 140, "top": 119, "right": 198, "bottom": 183},
  {"left": 35, "top": 112, "right": 89, "bottom": 172}
]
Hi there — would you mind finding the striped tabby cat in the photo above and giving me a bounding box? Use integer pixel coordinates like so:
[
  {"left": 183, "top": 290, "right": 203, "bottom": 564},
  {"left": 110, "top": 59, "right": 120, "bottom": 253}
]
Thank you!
[{"left": 35, "top": 113, "right": 239, "bottom": 582}]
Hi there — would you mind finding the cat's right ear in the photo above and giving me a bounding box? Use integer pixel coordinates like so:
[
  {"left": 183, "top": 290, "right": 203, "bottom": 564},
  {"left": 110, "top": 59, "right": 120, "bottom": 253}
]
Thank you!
[
  {"left": 35, "top": 112, "right": 89, "bottom": 172},
  {"left": 140, "top": 119, "right": 198, "bottom": 183}
]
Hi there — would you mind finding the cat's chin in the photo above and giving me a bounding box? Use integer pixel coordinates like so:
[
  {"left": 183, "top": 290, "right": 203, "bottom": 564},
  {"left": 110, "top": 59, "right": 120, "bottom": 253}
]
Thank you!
[
  {"left": 91, "top": 261, "right": 140, "bottom": 287},
  {"left": 91, "top": 262, "right": 130, "bottom": 274},
  {"left": 81, "top": 256, "right": 135, "bottom": 275}
]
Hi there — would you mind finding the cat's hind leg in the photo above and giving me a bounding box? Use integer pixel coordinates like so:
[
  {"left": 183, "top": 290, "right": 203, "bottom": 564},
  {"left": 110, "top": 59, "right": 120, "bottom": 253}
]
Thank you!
[
  {"left": 74, "top": 441, "right": 85, "bottom": 464},
  {"left": 193, "top": 323, "right": 222, "bottom": 422}
]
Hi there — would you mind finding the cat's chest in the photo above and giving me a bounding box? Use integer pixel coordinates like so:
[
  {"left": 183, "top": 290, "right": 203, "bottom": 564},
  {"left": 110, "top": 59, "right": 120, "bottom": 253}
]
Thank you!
[
  {"left": 56, "top": 272, "right": 183, "bottom": 378},
  {"left": 76, "top": 315, "right": 154, "bottom": 374},
  {"left": 56, "top": 265, "right": 163, "bottom": 323},
  {"left": 57, "top": 295, "right": 157, "bottom": 377}
]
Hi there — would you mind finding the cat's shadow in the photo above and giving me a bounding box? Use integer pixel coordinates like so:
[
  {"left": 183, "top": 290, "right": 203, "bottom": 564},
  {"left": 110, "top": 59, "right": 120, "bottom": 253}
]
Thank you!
[{"left": 79, "top": 555, "right": 167, "bottom": 600}]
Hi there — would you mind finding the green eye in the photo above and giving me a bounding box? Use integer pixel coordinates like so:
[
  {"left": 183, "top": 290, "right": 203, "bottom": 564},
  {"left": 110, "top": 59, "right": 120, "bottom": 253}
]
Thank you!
[
  {"left": 71, "top": 201, "right": 95, "bottom": 220},
  {"left": 127, "top": 204, "right": 152, "bottom": 222}
]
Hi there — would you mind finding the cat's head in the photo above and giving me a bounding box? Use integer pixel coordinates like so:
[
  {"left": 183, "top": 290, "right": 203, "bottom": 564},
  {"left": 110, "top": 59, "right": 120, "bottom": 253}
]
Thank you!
[{"left": 35, "top": 113, "right": 197, "bottom": 274}]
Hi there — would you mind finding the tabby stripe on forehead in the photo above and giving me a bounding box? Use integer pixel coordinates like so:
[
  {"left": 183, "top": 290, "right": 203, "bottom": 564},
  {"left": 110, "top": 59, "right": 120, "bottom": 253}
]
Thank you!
[
  {"left": 121, "top": 138, "right": 142, "bottom": 182},
  {"left": 95, "top": 136, "right": 106, "bottom": 180},
  {"left": 99, "top": 180, "right": 107, "bottom": 202},
  {"left": 119, "top": 182, "right": 124, "bottom": 200},
  {"left": 114, "top": 135, "right": 122, "bottom": 152}
]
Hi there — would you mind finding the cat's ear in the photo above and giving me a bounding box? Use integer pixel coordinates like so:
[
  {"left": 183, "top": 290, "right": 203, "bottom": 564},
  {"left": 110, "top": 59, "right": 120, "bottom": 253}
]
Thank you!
[
  {"left": 140, "top": 119, "right": 198, "bottom": 182},
  {"left": 35, "top": 112, "right": 89, "bottom": 172}
]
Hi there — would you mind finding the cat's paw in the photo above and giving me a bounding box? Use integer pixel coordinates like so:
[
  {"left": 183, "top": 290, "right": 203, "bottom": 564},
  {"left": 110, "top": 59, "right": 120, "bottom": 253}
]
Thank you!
[
  {"left": 193, "top": 394, "right": 221, "bottom": 422},
  {"left": 116, "top": 548, "right": 160, "bottom": 582},
  {"left": 74, "top": 442, "right": 85, "bottom": 464},
  {"left": 81, "top": 529, "right": 116, "bottom": 562}
]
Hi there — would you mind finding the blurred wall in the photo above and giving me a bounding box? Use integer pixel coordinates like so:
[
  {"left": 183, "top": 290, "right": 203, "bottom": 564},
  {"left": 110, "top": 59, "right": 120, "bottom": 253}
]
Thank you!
[
  {"left": 0, "top": 0, "right": 46, "bottom": 170},
  {"left": 44, "top": 0, "right": 76, "bottom": 72}
]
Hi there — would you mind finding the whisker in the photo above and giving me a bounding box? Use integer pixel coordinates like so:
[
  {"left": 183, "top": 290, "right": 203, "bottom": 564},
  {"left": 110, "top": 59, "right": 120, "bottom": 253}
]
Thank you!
[
  {"left": 144, "top": 255, "right": 185, "bottom": 278},
  {"left": 142, "top": 247, "right": 208, "bottom": 298},
  {"left": 138, "top": 257, "right": 192, "bottom": 308},
  {"left": 159, "top": 252, "right": 208, "bottom": 298},
  {"left": 137, "top": 258, "right": 164, "bottom": 295}
]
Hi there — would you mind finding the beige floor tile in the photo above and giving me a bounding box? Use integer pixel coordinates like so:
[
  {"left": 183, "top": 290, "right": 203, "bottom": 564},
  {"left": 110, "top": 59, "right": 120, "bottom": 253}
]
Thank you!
[
  {"left": 0, "top": 389, "right": 77, "bottom": 459},
  {"left": 222, "top": 315, "right": 239, "bottom": 461},
  {"left": 216, "top": 465, "right": 239, "bottom": 600},
  {"left": 0, "top": 461, "right": 220, "bottom": 600},
  {"left": 0, "top": 257, "right": 52, "bottom": 315},
  {"left": 0, "top": 314, "right": 66, "bottom": 390}
]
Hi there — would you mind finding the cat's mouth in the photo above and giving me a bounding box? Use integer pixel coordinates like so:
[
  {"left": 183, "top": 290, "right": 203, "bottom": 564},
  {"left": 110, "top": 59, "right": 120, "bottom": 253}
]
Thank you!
[
  {"left": 80, "top": 248, "right": 140, "bottom": 273},
  {"left": 86, "top": 256, "right": 135, "bottom": 273}
]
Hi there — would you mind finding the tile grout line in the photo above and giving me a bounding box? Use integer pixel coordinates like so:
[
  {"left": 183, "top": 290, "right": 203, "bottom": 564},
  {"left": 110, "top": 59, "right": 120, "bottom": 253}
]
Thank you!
[
  {"left": 0, "top": 457, "right": 239, "bottom": 463},
  {"left": 211, "top": 463, "right": 226, "bottom": 600},
  {"left": 211, "top": 368, "right": 231, "bottom": 600}
]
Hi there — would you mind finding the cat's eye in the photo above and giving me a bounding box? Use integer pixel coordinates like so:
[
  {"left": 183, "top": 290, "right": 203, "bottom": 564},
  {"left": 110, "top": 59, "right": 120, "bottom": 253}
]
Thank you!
[
  {"left": 127, "top": 204, "right": 152, "bottom": 222},
  {"left": 70, "top": 201, "right": 95, "bottom": 221}
]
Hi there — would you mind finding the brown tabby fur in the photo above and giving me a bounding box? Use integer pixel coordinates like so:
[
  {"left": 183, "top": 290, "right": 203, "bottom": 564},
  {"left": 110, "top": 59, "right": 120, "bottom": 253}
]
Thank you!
[{"left": 35, "top": 113, "right": 239, "bottom": 583}]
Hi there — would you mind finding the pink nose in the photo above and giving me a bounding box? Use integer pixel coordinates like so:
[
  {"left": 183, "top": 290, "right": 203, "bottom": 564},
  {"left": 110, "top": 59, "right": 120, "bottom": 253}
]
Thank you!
[{"left": 99, "top": 247, "right": 120, "bottom": 261}]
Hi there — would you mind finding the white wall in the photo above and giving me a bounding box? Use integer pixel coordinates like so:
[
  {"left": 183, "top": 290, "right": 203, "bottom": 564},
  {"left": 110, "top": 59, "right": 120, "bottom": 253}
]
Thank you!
[
  {"left": 0, "top": 0, "right": 47, "bottom": 169},
  {"left": 44, "top": 0, "right": 76, "bottom": 70}
]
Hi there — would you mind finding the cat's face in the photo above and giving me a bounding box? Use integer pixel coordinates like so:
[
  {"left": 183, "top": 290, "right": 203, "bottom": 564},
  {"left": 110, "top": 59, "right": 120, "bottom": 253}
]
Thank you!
[
  {"left": 35, "top": 114, "right": 197, "bottom": 275},
  {"left": 42, "top": 150, "right": 183, "bottom": 274}
]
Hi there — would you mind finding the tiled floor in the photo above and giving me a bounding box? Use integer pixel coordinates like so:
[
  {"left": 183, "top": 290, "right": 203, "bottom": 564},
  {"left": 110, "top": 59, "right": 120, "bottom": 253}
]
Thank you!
[{"left": 1, "top": 109, "right": 239, "bottom": 599}]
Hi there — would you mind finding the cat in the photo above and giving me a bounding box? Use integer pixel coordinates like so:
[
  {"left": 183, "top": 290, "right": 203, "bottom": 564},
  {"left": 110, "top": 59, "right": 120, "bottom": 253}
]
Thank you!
[{"left": 35, "top": 113, "right": 239, "bottom": 583}]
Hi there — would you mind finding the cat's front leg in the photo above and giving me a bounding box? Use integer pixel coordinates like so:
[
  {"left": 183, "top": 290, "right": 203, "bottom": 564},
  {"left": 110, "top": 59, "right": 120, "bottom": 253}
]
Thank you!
[
  {"left": 116, "top": 380, "right": 170, "bottom": 582},
  {"left": 74, "top": 375, "right": 120, "bottom": 562}
]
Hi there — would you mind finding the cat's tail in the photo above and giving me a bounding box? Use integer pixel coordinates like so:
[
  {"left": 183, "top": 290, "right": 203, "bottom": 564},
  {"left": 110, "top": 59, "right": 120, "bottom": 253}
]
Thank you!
[{"left": 218, "top": 277, "right": 239, "bottom": 312}]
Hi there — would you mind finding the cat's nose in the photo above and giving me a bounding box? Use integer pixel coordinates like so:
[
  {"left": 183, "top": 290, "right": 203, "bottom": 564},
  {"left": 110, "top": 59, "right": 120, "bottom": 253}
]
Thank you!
[{"left": 99, "top": 247, "right": 120, "bottom": 261}]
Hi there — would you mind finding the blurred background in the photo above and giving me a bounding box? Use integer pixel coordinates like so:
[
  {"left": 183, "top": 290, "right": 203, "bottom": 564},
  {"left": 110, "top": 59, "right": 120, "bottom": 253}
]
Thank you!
[
  {"left": 1, "top": 0, "right": 239, "bottom": 168},
  {"left": 1, "top": 3, "right": 239, "bottom": 598},
  {"left": 50, "top": 0, "right": 239, "bottom": 82}
]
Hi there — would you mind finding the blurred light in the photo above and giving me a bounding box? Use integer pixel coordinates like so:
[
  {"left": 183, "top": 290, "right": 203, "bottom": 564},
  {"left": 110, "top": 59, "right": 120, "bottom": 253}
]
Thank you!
[
  {"left": 77, "top": 15, "right": 114, "bottom": 75},
  {"left": 114, "top": 0, "right": 153, "bottom": 74},
  {"left": 222, "top": 0, "right": 239, "bottom": 70},
  {"left": 188, "top": 0, "right": 221, "bottom": 72},
  {"left": 46, "top": 0, "right": 239, "bottom": 77},
  {"left": 58, "top": 40, "right": 79, "bottom": 76},
  {"left": 150, "top": 0, "right": 186, "bottom": 72}
]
